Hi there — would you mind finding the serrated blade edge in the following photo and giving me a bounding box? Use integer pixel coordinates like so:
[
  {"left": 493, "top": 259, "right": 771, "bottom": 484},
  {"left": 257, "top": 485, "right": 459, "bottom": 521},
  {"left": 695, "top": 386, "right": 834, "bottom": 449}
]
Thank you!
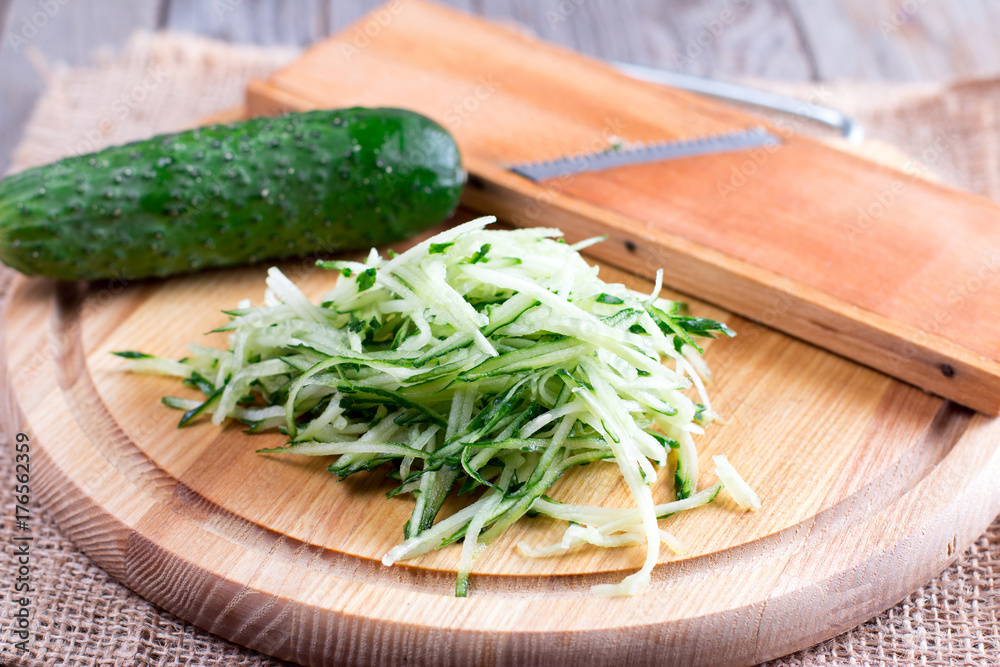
[{"left": 509, "top": 126, "right": 781, "bottom": 182}]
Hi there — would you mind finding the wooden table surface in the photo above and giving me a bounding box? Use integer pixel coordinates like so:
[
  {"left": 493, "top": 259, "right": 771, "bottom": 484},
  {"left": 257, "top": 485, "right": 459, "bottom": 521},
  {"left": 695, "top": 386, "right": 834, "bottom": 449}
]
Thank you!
[{"left": 2, "top": 0, "right": 1000, "bottom": 176}]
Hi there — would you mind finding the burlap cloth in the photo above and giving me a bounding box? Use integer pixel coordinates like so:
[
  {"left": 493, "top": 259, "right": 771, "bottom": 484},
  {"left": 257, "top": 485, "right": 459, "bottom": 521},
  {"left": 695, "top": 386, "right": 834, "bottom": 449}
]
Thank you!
[{"left": 1, "top": 32, "right": 999, "bottom": 667}]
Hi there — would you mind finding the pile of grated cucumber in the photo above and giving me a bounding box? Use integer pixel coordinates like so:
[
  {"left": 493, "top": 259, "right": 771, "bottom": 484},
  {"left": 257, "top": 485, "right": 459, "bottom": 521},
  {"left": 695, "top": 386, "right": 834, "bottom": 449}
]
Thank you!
[{"left": 117, "top": 216, "right": 760, "bottom": 597}]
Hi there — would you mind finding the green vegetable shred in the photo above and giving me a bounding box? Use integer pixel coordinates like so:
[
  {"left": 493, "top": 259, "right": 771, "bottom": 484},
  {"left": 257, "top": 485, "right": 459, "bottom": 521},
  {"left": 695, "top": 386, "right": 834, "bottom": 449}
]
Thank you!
[{"left": 117, "top": 216, "right": 759, "bottom": 597}]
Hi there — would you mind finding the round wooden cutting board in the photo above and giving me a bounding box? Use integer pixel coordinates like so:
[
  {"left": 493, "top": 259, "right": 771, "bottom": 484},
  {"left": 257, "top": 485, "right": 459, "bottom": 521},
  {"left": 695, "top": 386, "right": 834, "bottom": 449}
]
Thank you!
[{"left": 4, "top": 231, "right": 1000, "bottom": 667}]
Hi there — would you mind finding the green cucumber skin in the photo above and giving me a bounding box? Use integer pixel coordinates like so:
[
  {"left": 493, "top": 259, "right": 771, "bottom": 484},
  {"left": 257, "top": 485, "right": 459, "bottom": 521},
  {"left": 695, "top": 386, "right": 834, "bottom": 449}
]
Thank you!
[{"left": 0, "top": 108, "right": 465, "bottom": 280}]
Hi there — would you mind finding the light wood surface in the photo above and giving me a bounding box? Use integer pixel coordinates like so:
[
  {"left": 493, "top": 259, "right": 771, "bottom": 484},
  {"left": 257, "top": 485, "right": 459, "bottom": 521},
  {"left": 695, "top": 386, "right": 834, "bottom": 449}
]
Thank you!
[
  {"left": 5, "top": 225, "right": 1000, "bottom": 665},
  {"left": 244, "top": 1, "right": 1000, "bottom": 414}
]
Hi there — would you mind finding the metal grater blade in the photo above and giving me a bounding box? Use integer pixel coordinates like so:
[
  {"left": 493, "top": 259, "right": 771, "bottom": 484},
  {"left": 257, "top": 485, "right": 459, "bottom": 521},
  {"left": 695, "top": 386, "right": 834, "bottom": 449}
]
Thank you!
[{"left": 509, "top": 126, "right": 781, "bottom": 181}]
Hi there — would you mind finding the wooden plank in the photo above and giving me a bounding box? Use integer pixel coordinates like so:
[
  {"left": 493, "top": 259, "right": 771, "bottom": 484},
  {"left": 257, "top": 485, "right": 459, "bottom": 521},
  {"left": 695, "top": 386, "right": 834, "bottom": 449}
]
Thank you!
[
  {"left": 787, "top": 0, "right": 1000, "bottom": 81},
  {"left": 0, "top": 0, "right": 163, "bottom": 175},
  {"left": 246, "top": 1, "right": 1000, "bottom": 414},
  {"left": 164, "top": 0, "right": 325, "bottom": 46},
  {"left": 624, "top": 0, "right": 815, "bottom": 80},
  {"left": 472, "top": 0, "right": 587, "bottom": 52},
  {"left": 0, "top": 0, "right": 12, "bottom": 40},
  {"left": 457, "top": 0, "right": 815, "bottom": 80},
  {"left": 323, "top": 0, "right": 474, "bottom": 34},
  {"left": 322, "top": 0, "right": 382, "bottom": 34}
]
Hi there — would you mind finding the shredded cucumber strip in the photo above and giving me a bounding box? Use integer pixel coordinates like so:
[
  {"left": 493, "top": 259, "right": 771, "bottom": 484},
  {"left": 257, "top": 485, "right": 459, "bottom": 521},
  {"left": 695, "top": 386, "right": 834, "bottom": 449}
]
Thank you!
[
  {"left": 713, "top": 455, "right": 761, "bottom": 511},
  {"left": 120, "top": 216, "right": 748, "bottom": 598}
]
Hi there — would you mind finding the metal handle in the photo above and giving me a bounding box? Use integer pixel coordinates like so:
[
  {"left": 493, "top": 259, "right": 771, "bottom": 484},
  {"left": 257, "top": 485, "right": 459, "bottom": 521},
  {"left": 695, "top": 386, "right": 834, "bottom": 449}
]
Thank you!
[{"left": 609, "top": 61, "right": 865, "bottom": 145}]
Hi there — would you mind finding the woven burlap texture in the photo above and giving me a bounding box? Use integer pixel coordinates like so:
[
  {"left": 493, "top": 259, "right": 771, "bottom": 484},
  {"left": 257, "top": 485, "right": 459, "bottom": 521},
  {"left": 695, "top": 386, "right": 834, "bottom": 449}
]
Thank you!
[{"left": 1, "top": 32, "right": 999, "bottom": 667}]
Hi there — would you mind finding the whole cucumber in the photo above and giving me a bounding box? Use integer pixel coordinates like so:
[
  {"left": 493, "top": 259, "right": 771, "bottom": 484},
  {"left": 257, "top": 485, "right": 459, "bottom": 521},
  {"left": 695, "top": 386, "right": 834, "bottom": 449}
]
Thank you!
[{"left": 0, "top": 108, "right": 465, "bottom": 280}]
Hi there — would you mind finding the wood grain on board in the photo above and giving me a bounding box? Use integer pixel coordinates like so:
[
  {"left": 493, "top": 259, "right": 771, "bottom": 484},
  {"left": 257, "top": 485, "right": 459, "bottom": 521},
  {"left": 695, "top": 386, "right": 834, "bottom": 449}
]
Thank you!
[
  {"left": 5, "top": 236, "right": 1000, "bottom": 666},
  {"left": 244, "top": 0, "right": 1000, "bottom": 414}
]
